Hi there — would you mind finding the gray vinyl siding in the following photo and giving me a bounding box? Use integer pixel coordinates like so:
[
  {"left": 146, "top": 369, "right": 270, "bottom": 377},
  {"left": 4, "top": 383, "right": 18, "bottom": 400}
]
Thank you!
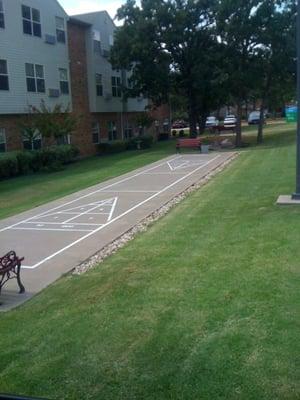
[
  {"left": 0, "top": 0, "right": 71, "bottom": 114},
  {"left": 73, "top": 11, "right": 148, "bottom": 113}
]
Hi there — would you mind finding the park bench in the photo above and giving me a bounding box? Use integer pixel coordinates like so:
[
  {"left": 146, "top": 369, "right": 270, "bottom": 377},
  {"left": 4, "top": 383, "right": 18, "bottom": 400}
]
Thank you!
[
  {"left": 0, "top": 251, "right": 25, "bottom": 299},
  {"left": 176, "top": 138, "right": 201, "bottom": 153}
]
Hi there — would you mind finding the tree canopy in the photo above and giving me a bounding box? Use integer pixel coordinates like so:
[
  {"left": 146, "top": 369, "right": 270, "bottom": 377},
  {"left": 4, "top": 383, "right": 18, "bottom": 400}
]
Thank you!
[{"left": 111, "top": 0, "right": 296, "bottom": 144}]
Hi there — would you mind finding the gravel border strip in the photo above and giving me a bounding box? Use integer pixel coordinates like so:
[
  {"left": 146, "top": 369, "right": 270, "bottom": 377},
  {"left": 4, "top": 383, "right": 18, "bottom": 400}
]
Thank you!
[{"left": 73, "top": 152, "right": 238, "bottom": 275}]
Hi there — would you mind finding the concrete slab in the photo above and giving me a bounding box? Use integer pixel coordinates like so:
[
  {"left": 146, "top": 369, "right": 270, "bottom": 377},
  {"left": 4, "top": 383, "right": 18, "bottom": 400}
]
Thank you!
[
  {"left": 277, "top": 195, "right": 300, "bottom": 205},
  {"left": 0, "top": 152, "right": 235, "bottom": 311}
]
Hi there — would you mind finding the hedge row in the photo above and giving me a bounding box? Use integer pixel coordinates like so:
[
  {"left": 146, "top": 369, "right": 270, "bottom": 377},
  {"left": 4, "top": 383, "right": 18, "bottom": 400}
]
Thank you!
[
  {"left": 0, "top": 145, "right": 80, "bottom": 180},
  {"left": 98, "top": 135, "right": 154, "bottom": 155}
]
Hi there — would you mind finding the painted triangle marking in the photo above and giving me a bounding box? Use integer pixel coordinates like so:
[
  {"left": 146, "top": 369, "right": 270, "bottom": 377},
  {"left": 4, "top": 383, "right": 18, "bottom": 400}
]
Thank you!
[{"left": 30, "top": 197, "right": 119, "bottom": 226}]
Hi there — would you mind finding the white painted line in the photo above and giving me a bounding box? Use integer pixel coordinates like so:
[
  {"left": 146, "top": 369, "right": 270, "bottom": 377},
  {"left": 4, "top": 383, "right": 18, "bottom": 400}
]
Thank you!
[
  {"left": 107, "top": 197, "right": 118, "bottom": 222},
  {"left": 24, "top": 222, "right": 104, "bottom": 226},
  {"left": 142, "top": 172, "right": 187, "bottom": 175},
  {"left": 11, "top": 227, "right": 94, "bottom": 232},
  {"left": 167, "top": 161, "right": 175, "bottom": 171},
  {"left": 62, "top": 198, "right": 116, "bottom": 224},
  {"left": 0, "top": 156, "right": 181, "bottom": 234},
  {"left": 101, "top": 190, "right": 158, "bottom": 193},
  {"left": 25, "top": 155, "right": 220, "bottom": 269}
]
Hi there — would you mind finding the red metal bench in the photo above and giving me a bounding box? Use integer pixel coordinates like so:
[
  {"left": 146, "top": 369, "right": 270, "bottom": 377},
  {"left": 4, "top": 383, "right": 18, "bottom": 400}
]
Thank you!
[
  {"left": 176, "top": 138, "right": 201, "bottom": 153},
  {"left": 0, "top": 251, "right": 25, "bottom": 300}
]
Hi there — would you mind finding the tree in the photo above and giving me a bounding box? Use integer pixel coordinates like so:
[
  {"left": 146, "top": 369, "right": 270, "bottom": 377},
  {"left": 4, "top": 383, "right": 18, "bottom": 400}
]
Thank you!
[
  {"left": 19, "top": 101, "right": 78, "bottom": 147},
  {"left": 216, "top": 0, "right": 265, "bottom": 146},
  {"left": 111, "top": 0, "right": 220, "bottom": 137},
  {"left": 253, "top": 0, "right": 296, "bottom": 143}
]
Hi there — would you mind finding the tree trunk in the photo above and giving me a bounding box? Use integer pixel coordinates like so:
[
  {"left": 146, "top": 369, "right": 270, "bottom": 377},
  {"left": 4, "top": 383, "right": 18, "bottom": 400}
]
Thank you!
[
  {"left": 188, "top": 99, "right": 198, "bottom": 137},
  {"left": 236, "top": 101, "right": 243, "bottom": 147},
  {"left": 257, "top": 102, "right": 265, "bottom": 144},
  {"left": 198, "top": 113, "right": 208, "bottom": 135}
]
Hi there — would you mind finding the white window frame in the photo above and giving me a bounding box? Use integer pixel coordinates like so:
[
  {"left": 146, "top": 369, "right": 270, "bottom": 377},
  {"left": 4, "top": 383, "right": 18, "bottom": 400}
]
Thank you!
[
  {"left": 22, "top": 4, "right": 41, "bottom": 37},
  {"left": 25, "top": 63, "right": 45, "bottom": 93},
  {"left": 0, "top": 0, "right": 5, "bottom": 29},
  {"left": 0, "top": 128, "right": 6, "bottom": 152},
  {"left": 92, "top": 122, "right": 100, "bottom": 144},
  {"left": 96, "top": 73, "right": 103, "bottom": 96},
  {"left": 108, "top": 122, "right": 117, "bottom": 141},
  {"left": 93, "top": 29, "right": 101, "bottom": 54},
  {"left": 59, "top": 67, "right": 69, "bottom": 95},
  {"left": 0, "top": 59, "right": 9, "bottom": 91},
  {"left": 111, "top": 76, "right": 121, "bottom": 97},
  {"left": 22, "top": 130, "right": 42, "bottom": 151},
  {"left": 56, "top": 16, "right": 66, "bottom": 43}
]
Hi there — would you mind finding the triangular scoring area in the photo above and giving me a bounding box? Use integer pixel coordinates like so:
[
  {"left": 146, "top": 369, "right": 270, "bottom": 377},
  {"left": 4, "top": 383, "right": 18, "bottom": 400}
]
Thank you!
[
  {"left": 167, "top": 159, "right": 206, "bottom": 171},
  {"left": 32, "top": 197, "right": 118, "bottom": 225}
]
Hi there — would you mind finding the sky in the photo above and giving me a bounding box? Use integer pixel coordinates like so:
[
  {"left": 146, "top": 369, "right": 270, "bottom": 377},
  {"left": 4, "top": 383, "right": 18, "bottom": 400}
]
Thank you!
[{"left": 59, "top": 0, "right": 128, "bottom": 20}]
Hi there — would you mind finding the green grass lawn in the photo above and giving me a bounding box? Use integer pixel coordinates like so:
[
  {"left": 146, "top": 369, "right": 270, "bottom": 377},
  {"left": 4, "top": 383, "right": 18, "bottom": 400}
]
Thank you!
[{"left": 0, "top": 123, "right": 299, "bottom": 399}]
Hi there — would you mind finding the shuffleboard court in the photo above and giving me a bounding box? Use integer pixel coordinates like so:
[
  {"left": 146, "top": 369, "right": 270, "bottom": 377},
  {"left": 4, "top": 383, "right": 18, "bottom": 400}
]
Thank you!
[{"left": 0, "top": 152, "right": 235, "bottom": 310}]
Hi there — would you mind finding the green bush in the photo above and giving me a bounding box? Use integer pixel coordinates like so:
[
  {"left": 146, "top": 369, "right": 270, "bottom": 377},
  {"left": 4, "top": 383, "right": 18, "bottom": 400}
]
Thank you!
[
  {"left": 127, "top": 135, "right": 154, "bottom": 150},
  {"left": 53, "top": 145, "right": 80, "bottom": 164},
  {"left": 98, "top": 141, "right": 128, "bottom": 155},
  {"left": 0, "top": 145, "right": 80, "bottom": 180},
  {"left": 0, "top": 153, "right": 19, "bottom": 179}
]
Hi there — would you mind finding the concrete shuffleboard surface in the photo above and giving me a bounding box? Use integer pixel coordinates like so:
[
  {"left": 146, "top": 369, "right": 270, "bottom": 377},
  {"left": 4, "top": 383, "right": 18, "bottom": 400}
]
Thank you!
[{"left": 0, "top": 152, "right": 234, "bottom": 310}]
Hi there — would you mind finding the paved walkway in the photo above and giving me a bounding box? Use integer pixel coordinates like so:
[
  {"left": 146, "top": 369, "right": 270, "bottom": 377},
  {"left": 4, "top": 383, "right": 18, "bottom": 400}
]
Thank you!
[{"left": 0, "top": 152, "right": 235, "bottom": 311}]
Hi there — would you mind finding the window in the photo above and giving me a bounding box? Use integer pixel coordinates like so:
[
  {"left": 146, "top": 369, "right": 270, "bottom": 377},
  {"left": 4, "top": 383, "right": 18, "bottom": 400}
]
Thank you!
[
  {"left": 56, "top": 16, "right": 66, "bottom": 43},
  {"left": 93, "top": 29, "right": 101, "bottom": 54},
  {"left": 109, "top": 34, "right": 114, "bottom": 47},
  {"left": 108, "top": 122, "right": 117, "bottom": 141},
  {"left": 25, "top": 63, "right": 45, "bottom": 93},
  {"left": 0, "top": 128, "right": 6, "bottom": 152},
  {"left": 111, "top": 76, "right": 121, "bottom": 97},
  {"left": 92, "top": 122, "right": 100, "bottom": 144},
  {"left": 0, "top": 60, "right": 9, "bottom": 91},
  {"left": 59, "top": 68, "right": 69, "bottom": 95},
  {"left": 124, "top": 127, "right": 133, "bottom": 140},
  {"left": 96, "top": 74, "right": 103, "bottom": 96},
  {"left": 57, "top": 134, "right": 71, "bottom": 145},
  {"left": 22, "top": 130, "right": 42, "bottom": 151},
  {"left": 0, "top": 1, "right": 5, "bottom": 29},
  {"left": 22, "top": 5, "right": 41, "bottom": 37}
]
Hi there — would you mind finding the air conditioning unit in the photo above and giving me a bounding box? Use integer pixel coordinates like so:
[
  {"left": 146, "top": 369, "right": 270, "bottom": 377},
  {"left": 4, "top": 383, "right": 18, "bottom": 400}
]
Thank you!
[
  {"left": 102, "top": 49, "right": 110, "bottom": 58},
  {"left": 104, "top": 92, "right": 112, "bottom": 101},
  {"left": 48, "top": 88, "right": 60, "bottom": 98},
  {"left": 45, "top": 34, "right": 56, "bottom": 45}
]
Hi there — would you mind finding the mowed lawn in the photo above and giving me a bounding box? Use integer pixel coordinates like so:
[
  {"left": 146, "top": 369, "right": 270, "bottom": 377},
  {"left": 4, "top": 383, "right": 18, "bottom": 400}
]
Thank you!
[{"left": 0, "top": 123, "right": 299, "bottom": 399}]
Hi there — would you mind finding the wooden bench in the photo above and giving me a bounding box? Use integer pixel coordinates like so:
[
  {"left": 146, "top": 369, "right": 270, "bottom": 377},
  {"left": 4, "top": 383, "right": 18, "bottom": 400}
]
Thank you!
[
  {"left": 176, "top": 138, "right": 201, "bottom": 153},
  {"left": 0, "top": 251, "right": 25, "bottom": 299}
]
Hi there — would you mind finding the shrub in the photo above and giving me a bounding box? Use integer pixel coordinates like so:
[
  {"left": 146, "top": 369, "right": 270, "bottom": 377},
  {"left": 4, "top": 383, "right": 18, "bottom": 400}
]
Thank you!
[
  {"left": 139, "top": 135, "right": 154, "bottom": 149},
  {"left": 54, "top": 145, "right": 80, "bottom": 164},
  {"left": 98, "top": 141, "right": 128, "bottom": 155},
  {"left": 39, "top": 145, "right": 80, "bottom": 171},
  {"left": 126, "top": 135, "right": 154, "bottom": 150},
  {"left": 0, "top": 153, "right": 19, "bottom": 179},
  {"left": 0, "top": 145, "right": 80, "bottom": 180}
]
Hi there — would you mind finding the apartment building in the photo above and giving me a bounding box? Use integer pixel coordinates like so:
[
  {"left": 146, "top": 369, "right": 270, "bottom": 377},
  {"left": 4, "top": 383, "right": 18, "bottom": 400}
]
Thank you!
[
  {"left": 0, "top": 0, "right": 170, "bottom": 156},
  {"left": 0, "top": 0, "right": 71, "bottom": 152}
]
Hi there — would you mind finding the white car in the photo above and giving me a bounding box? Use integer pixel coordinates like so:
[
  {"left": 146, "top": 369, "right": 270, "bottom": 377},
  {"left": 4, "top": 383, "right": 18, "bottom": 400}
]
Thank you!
[
  {"left": 248, "top": 111, "right": 266, "bottom": 125},
  {"left": 224, "top": 115, "right": 237, "bottom": 130},
  {"left": 206, "top": 116, "right": 219, "bottom": 128}
]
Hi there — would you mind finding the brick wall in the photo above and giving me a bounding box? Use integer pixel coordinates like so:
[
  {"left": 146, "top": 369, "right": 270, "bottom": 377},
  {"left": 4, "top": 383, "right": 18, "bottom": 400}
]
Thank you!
[
  {"left": 0, "top": 115, "right": 23, "bottom": 152},
  {"left": 67, "top": 20, "right": 96, "bottom": 156}
]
